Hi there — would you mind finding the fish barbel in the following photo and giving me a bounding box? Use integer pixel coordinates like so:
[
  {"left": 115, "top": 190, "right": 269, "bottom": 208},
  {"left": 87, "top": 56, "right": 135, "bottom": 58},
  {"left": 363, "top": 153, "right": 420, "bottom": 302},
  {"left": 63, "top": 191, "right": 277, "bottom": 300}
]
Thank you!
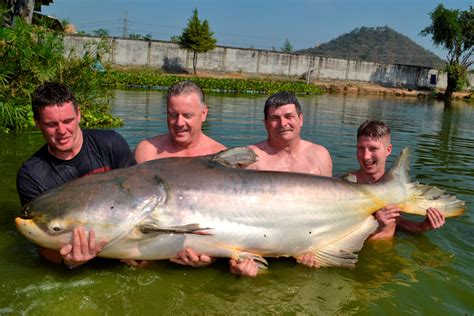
[{"left": 15, "top": 147, "right": 465, "bottom": 268}]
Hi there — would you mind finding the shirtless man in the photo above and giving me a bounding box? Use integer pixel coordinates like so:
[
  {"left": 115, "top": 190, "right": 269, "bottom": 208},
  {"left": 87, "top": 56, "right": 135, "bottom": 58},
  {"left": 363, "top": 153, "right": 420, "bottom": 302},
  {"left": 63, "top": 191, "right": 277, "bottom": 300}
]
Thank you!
[
  {"left": 134, "top": 81, "right": 259, "bottom": 275},
  {"left": 234, "top": 91, "right": 333, "bottom": 275},
  {"left": 247, "top": 91, "right": 332, "bottom": 176},
  {"left": 134, "top": 81, "right": 225, "bottom": 161},
  {"left": 343, "top": 120, "right": 445, "bottom": 239}
]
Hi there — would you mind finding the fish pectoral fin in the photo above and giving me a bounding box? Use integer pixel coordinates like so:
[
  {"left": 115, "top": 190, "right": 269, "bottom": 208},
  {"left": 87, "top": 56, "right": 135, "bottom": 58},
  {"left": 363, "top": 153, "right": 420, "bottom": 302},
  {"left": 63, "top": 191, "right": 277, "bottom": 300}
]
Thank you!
[
  {"left": 313, "top": 216, "right": 378, "bottom": 268},
  {"left": 137, "top": 222, "right": 213, "bottom": 236},
  {"left": 212, "top": 147, "right": 258, "bottom": 168},
  {"left": 236, "top": 252, "right": 268, "bottom": 270}
]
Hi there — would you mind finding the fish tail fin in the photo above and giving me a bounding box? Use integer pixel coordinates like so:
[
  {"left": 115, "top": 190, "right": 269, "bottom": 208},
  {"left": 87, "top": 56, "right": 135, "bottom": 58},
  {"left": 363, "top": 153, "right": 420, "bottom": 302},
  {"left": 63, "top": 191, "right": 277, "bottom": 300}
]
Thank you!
[
  {"left": 401, "top": 182, "right": 466, "bottom": 217},
  {"left": 383, "top": 147, "right": 466, "bottom": 218}
]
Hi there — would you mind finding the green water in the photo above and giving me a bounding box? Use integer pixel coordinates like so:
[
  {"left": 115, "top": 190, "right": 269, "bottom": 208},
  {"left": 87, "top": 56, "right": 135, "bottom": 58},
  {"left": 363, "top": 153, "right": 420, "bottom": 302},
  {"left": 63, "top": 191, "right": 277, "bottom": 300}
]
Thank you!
[{"left": 1, "top": 91, "right": 473, "bottom": 315}]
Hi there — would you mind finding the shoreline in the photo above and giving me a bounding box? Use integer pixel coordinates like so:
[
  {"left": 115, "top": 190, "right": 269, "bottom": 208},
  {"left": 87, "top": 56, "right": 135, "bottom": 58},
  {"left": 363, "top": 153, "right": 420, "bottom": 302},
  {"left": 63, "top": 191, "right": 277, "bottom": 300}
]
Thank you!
[{"left": 175, "top": 70, "right": 472, "bottom": 100}]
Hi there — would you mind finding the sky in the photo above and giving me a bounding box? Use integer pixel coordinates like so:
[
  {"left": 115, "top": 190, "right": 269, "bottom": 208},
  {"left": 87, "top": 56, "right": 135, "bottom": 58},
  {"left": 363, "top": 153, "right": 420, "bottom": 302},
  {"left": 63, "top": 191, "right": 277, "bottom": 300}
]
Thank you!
[{"left": 42, "top": 0, "right": 472, "bottom": 59}]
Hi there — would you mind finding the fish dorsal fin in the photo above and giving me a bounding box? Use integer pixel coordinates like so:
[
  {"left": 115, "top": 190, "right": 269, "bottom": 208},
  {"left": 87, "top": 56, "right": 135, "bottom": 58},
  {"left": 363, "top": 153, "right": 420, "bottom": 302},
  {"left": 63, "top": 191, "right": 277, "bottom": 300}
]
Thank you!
[
  {"left": 212, "top": 147, "right": 258, "bottom": 167},
  {"left": 380, "top": 147, "right": 411, "bottom": 184},
  {"left": 312, "top": 216, "right": 378, "bottom": 268}
]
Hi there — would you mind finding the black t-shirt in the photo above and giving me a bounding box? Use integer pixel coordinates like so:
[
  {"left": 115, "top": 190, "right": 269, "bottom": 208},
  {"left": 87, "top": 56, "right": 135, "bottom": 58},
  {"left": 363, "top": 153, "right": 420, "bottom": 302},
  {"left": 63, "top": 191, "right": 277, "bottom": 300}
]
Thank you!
[{"left": 17, "top": 129, "right": 136, "bottom": 206}]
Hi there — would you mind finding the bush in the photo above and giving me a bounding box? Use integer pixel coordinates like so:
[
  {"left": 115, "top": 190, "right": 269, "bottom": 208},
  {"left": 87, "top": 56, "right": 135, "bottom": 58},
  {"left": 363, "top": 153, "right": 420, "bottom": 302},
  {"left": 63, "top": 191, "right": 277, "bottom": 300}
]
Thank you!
[
  {"left": 105, "top": 70, "right": 324, "bottom": 95},
  {"left": 0, "top": 13, "right": 121, "bottom": 132}
]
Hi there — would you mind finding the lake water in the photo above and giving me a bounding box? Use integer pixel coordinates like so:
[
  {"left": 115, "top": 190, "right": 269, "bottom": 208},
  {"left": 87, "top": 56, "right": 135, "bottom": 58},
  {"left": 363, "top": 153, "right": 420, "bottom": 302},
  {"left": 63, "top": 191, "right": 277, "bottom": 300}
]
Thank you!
[{"left": 0, "top": 90, "right": 472, "bottom": 314}]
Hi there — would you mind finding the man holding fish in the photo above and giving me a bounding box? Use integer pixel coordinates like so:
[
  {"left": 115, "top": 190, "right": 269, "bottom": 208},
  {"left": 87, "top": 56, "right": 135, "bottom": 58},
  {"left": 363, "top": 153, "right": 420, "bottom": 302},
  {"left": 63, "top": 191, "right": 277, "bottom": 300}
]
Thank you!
[
  {"left": 342, "top": 120, "right": 445, "bottom": 239},
  {"left": 16, "top": 82, "right": 136, "bottom": 268},
  {"left": 16, "top": 82, "right": 451, "bottom": 276}
]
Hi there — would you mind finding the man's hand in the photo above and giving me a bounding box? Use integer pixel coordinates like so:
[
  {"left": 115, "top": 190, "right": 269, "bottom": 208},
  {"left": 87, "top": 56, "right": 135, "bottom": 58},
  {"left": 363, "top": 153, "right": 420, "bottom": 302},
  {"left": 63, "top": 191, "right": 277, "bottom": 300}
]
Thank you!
[
  {"left": 60, "top": 226, "right": 106, "bottom": 268},
  {"left": 170, "top": 248, "right": 215, "bottom": 267},
  {"left": 374, "top": 205, "right": 401, "bottom": 227},
  {"left": 229, "top": 258, "right": 259, "bottom": 277},
  {"left": 296, "top": 253, "right": 320, "bottom": 268},
  {"left": 419, "top": 207, "right": 445, "bottom": 231}
]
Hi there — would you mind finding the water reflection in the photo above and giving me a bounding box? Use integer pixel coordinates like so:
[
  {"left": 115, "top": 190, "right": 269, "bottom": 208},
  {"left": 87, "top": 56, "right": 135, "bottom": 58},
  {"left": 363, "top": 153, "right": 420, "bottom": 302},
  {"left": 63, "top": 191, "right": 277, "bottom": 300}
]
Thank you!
[{"left": 1, "top": 90, "right": 472, "bottom": 314}]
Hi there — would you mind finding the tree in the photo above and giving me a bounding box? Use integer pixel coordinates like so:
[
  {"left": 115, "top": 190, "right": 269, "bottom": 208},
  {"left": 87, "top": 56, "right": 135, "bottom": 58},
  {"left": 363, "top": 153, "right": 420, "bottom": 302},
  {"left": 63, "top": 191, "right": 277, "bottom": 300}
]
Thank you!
[
  {"left": 178, "top": 9, "right": 216, "bottom": 74},
  {"left": 420, "top": 4, "right": 473, "bottom": 102},
  {"left": 92, "top": 28, "right": 109, "bottom": 37},
  {"left": 281, "top": 38, "right": 293, "bottom": 53}
]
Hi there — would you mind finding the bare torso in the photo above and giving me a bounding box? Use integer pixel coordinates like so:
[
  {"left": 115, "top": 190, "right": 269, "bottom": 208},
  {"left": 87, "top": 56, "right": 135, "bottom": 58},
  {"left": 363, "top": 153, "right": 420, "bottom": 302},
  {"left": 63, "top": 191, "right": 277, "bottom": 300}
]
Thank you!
[
  {"left": 134, "top": 133, "right": 226, "bottom": 163},
  {"left": 247, "top": 139, "right": 333, "bottom": 176}
]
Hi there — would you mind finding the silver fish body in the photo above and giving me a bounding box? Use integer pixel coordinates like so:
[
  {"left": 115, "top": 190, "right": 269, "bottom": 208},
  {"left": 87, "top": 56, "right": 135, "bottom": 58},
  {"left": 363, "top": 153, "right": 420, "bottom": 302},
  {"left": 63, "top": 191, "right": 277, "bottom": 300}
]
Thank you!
[{"left": 15, "top": 148, "right": 465, "bottom": 268}]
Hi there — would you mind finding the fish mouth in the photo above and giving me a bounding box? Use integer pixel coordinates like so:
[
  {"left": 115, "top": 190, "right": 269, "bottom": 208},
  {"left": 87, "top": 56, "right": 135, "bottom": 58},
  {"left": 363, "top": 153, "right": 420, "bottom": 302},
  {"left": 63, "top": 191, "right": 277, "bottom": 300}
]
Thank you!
[{"left": 15, "top": 217, "right": 32, "bottom": 227}]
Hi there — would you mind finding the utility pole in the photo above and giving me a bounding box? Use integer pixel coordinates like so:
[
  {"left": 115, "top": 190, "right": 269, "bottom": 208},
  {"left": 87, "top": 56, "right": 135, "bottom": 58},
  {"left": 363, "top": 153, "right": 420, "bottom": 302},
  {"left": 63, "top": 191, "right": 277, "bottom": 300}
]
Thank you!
[{"left": 122, "top": 10, "right": 128, "bottom": 38}]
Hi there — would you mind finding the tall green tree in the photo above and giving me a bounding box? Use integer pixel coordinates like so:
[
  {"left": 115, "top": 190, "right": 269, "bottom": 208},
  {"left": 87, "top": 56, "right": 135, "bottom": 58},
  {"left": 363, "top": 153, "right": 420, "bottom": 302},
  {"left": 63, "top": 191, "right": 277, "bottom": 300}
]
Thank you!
[
  {"left": 420, "top": 4, "right": 473, "bottom": 101},
  {"left": 281, "top": 39, "right": 293, "bottom": 53},
  {"left": 178, "top": 9, "right": 216, "bottom": 74}
]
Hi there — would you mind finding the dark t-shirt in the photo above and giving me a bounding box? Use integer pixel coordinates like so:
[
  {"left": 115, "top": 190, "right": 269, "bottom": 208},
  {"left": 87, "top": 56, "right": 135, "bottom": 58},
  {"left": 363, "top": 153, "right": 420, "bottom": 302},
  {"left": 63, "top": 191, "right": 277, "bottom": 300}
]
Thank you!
[{"left": 17, "top": 129, "right": 136, "bottom": 206}]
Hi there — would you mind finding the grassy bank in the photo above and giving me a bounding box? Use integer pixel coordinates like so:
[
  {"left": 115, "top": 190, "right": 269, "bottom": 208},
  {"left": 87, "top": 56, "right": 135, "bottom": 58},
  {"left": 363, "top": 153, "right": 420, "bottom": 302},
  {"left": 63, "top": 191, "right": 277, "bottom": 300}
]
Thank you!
[{"left": 104, "top": 68, "right": 325, "bottom": 95}]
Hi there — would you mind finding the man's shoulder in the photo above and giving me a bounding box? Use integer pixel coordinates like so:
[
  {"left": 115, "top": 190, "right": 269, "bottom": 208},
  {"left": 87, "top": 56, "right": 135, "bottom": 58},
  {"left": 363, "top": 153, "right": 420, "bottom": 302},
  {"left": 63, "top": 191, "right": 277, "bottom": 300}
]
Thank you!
[
  {"left": 83, "top": 129, "right": 122, "bottom": 141},
  {"left": 202, "top": 134, "right": 226, "bottom": 151},
  {"left": 17, "top": 145, "right": 56, "bottom": 185},
  {"left": 248, "top": 141, "right": 269, "bottom": 153},
  {"left": 137, "top": 134, "right": 170, "bottom": 149},
  {"left": 301, "top": 140, "right": 329, "bottom": 154},
  {"left": 83, "top": 129, "right": 129, "bottom": 150}
]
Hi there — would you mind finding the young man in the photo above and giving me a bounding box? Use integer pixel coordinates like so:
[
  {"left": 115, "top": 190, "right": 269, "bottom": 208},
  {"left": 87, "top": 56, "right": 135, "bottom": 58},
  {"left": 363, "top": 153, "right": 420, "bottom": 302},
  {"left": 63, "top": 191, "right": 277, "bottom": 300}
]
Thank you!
[
  {"left": 230, "top": 91, "right": 333, "bottom": 276},
  {"left": 343, "top": 120, "right": 445, "bottom": 239},
  {"left": 17, "top": 82, "right": 135, "bottom": 268}
]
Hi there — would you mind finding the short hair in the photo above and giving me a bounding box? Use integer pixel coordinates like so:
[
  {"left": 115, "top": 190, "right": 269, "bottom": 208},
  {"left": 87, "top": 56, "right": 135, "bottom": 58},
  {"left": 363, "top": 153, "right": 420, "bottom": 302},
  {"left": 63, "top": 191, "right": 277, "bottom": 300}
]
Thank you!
[
  {"left": 166, "top": 81, "right": 205, "bottom": 107},
  {"left": 264, "top": 91, "right": 302, "bottom": 119},
  {"left": 357, "top": 120, "right": 391, "bottom": 139},
  {"left": 32, "top": 82, "right": 78, "bottom": 121}
]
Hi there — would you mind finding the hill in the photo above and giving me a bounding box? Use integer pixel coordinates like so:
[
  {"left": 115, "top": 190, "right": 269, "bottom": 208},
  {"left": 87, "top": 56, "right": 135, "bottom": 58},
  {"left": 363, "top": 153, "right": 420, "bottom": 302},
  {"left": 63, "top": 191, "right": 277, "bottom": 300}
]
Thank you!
[{"left": 296, "top": 26, "right": 445, "bottom": 69}]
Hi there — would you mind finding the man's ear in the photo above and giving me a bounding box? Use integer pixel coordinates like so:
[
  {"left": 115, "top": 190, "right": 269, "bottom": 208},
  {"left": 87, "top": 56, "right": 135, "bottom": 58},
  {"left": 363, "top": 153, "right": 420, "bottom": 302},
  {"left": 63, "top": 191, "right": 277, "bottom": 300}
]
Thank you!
[
  {"left": 77, "top": 107, "right": 81, "bottom": 122},
  {"left": 386, "top": 143, "right": 393, "bottom": 156},
  {"left": 201, "top": 105, "right": 208, "bottom": 122}
]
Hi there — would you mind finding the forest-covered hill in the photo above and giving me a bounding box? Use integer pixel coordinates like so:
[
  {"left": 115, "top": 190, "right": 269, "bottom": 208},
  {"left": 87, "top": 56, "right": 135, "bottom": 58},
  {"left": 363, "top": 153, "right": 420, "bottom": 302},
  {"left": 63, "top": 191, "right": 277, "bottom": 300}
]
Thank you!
[{"left": 296, "top": 26, "right": 445, "bottom": 69}]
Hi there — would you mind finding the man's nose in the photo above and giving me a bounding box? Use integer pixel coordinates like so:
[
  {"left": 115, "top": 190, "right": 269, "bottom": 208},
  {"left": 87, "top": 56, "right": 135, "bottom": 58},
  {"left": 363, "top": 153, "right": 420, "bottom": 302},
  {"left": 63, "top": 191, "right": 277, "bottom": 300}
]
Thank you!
[
  {"left": 176, "top": 114, "right": 185, "bottom": 126},
  {"left": 279, "top": 116, "right": 288, "bottom": 126},
  {"left": 56, "top": 123, "right": 66, "bottom": 134},
  {"left": 363, "top": 149, "right": 371, "bottom": 159}
]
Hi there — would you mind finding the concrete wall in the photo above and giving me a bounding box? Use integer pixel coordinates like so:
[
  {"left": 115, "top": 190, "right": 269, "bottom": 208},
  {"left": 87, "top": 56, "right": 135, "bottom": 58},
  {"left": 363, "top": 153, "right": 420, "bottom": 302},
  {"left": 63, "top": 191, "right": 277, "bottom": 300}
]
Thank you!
[{"left": 64, "top": 35, "right": 474, "bottom": 91}]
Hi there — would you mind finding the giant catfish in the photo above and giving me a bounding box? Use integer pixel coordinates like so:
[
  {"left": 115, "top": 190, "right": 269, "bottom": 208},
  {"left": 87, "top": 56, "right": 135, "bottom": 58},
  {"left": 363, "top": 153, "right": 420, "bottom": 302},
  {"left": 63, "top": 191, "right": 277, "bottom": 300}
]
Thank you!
[{"left": 15, "top": 147, "right": 465, "bottom": 269}]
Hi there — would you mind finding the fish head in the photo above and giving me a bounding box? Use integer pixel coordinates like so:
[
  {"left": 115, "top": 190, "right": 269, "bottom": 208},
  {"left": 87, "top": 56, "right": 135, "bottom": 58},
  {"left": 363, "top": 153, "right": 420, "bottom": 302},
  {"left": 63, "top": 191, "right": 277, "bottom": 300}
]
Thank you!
[{"left": 15, "top": 200, "right": 82, "bottom": 250}]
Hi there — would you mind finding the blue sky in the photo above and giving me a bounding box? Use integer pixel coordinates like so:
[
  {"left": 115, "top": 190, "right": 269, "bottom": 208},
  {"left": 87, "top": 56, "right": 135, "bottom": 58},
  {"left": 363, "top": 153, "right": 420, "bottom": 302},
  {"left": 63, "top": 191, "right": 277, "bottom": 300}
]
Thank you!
[{"left": 42, "top": 0, "right": 472, "bottom": 59}]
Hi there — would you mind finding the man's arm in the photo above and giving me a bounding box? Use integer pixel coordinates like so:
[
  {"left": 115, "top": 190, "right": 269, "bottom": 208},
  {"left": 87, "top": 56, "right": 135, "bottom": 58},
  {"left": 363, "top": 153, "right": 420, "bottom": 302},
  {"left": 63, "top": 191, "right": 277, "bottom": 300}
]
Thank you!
[
  {"left": 397, "top": 207, "right": 445, "bottom": 233},
  {"left": 369, "top": 205, "right": 401, "bottom": 240},
  {"left": 312, "top": 145, "right": 333, "bottom": 177},
  {"left": 16, "top": 167, "right": 42, "bottom": 207},
  {"left": 134, "top": 139, "right": 156, "bottom": 164}
]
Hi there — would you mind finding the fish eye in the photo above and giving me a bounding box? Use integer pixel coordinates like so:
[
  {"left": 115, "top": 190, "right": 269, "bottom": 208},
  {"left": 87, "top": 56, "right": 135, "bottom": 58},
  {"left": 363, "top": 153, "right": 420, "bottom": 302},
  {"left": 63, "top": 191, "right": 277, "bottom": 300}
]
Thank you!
[{"left": 49, "top": 221, "right": 63, "bottom": 233}]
